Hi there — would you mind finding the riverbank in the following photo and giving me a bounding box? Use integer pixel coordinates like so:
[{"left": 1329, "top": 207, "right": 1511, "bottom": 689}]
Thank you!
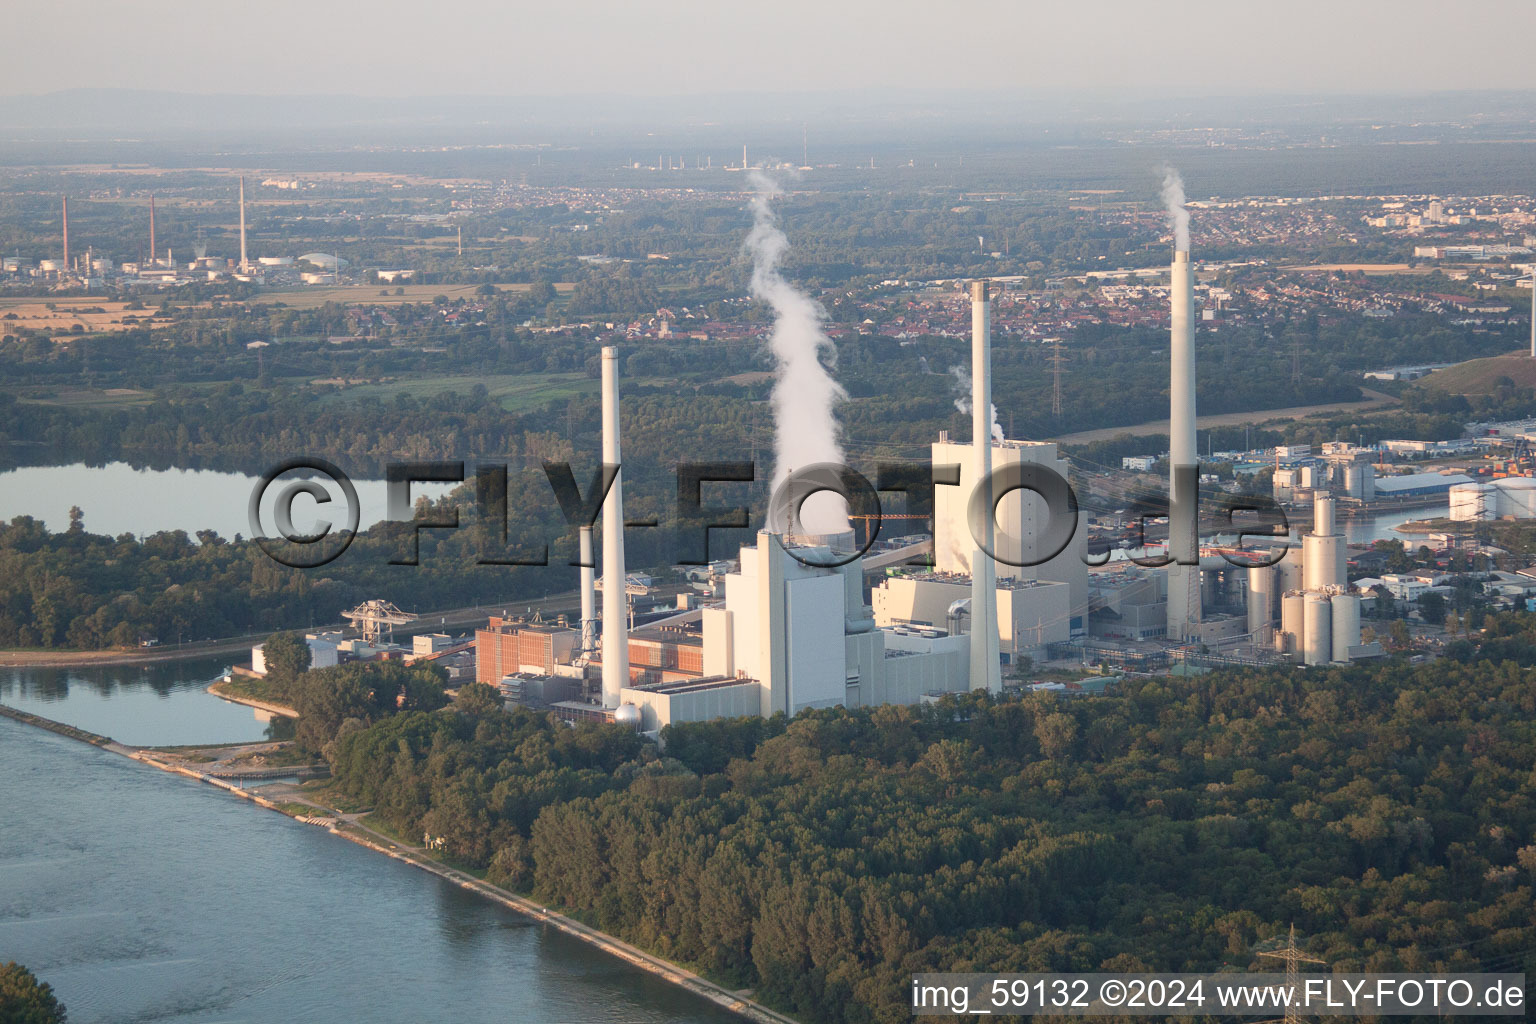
[
  {"left": 0, "top": 703, "right": 798, "bottom": 1024},
  {"left": 0, "top": 588, "right": 580, "bottom": 668},
  {"left": 1055, "top": 389, "right": 1398, "bottom": 445},
  {"left": 207, "top": 678, "right": 299, "bottom": 718}
]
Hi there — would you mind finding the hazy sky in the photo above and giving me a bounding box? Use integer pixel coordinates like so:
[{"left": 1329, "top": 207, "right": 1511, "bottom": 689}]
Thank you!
[{"left": 7, "top": 0, "right": 1536, "bottom": 98}]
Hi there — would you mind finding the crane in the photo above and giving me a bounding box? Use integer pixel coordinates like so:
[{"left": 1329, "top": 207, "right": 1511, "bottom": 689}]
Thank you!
[{"left": 342, "top": 600, "right": 417, "bottom": 645}]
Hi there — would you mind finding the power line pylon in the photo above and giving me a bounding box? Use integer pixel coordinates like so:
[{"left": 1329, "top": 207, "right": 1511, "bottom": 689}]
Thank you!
[
  {"left": 1048, "top": 337, "right": 1069, "bottom": 418},
  {"left": 1256, "top": 923, "right": 1326, "bottom": 1024}
]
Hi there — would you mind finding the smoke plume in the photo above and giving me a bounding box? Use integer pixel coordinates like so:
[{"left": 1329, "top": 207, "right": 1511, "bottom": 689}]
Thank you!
[
  {"left": 948, "top": 364, "right": 1004, "bottom": 443},
  {"left": 746, "top": 172, "right": 849, "bottom": 534},
  {"left": 1158, "top": 165, "right": 1190, "bottom": 251}
]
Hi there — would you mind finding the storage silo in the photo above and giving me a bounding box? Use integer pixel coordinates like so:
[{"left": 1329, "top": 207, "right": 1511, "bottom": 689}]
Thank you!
[
  {"left": 1450, "top": 482, "right": 1494, "bottom": 522},
  {"left": 1275, "top": 543, "right": 1304, "bottom": 595},
  {"left": 1280, "top": 591, "right": 1306, "bottom": 657},
  {"left": 1247, "top": 564, "right": 1275, "bottom": 639},
  {"left": 1303, "top": 534, "right": 1343, "bottom": 591},
  {"left": 1331, "top": 592, "right": 1361, "bottom": 662},
  {"left": 1303, "top": 592, "right": 1333, "bottom": 666},
  {"left": 1498, "top": 477, "right": 1536, "bottom": 518}
]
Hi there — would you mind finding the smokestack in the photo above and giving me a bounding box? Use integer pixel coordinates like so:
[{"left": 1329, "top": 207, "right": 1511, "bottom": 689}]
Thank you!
[
  {"left": 1167, "top": 247, "right": 1201, "bottom": 640},
  {"left": 149, "top": 195, "right": 157, "bottom": 266},
  {"left": 969, "top": 280, "right": 1002, "bottom": 694},
  {"left": 743, "top": 143, "right": 748, "bottom": 169},
  {"left": 600, "top": 346, "right": 630, "bottom": 708},
  {"left": 1530, "top": 265, "right": 1534, "bottom": 358},
  {"left": 579, "top": 525, "right": 597, "bottom": 654},
  {"left": 238, "top": 176, "right": 248, "bottom": 272},
  {"left": 61, "top": 196, "right": 69, "bottom": 272}
]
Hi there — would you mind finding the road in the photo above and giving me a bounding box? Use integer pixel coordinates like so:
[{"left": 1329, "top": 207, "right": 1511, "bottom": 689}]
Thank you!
[
  {"left": 1054, "top": 390, "right": 1398, "bottom": 445},
  {"left": 0, "top": 588, "right": 581, "bottom": 669}
]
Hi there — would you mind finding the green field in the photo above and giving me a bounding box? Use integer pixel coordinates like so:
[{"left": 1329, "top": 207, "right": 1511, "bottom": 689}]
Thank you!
[
  {"left": 323, "top": 372, "right": 598, "bottom": 412},
  {"left": 246, "top": 281, "right": 574, "bottom": 310},
  {"left": 16, "top": 387, "right": 156, "bottom": 409}
]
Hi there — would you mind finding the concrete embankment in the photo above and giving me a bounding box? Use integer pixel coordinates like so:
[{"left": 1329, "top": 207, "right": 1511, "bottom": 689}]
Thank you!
[
  {"left": 0, "top": 704, "right": 798, "bottom": 1024},
  {"left": 0, "top": 703, "right": 112, "bottom": 746}
]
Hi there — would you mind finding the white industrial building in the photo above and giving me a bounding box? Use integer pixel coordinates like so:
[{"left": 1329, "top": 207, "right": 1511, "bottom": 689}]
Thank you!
[
  {"left": 929, "top": 434, "right": 1089, "bottom": 633},
  {"left": 871, "top": 572, "right": 1070, "bottom": 661},
  {"left": 618, "top": 531, "right": 970, "bottom": 732}
]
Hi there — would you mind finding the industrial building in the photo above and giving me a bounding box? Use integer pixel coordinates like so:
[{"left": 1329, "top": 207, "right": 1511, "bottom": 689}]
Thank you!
[
  {"left": 1373, "top": 472, "right": 1476, "bottom": 499},
  {"left": 1245, "top": 491, "right": 1381, "bottom": 665},
  {"left": 480, "top": 329, "right": 981, "bottom": 735}
]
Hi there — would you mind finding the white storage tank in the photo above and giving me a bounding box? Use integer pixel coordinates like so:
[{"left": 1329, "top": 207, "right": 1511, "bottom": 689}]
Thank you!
[
  {"left": 1247, "top": 564, "right": 1275, "bottom": 637},
  {"left": 1331, "top": 592, "right": 1361, "bottom": 662},
  {"left": 1280, "top": 591, "right": 1306, "bottom": 657},
  {"left": 1497, "top": 477, "right": 1536, "bottom": 518},
  {"left": 1303, "top": 593, "right": 1333, "bottom": 666},
  {"left": 1303, "top": 534, "right": 1343, "bottom": 591},
  {"left": 1313, "top": 491, "right": 1336, "bottom": 536},
  {"left": 1450, "top": 482, "right": 1493, "bottom": 522},
  {"left": 1275, "top": 544, "right": 1304, "bottom": 595}
]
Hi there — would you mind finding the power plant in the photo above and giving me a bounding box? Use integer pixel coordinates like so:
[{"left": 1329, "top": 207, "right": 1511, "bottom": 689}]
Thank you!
[{"left": 463, "top": 175, "right": 1395, "bottom": 733}]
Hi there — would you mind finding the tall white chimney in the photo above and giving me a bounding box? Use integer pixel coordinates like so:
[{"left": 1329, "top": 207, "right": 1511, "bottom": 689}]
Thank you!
[
  {"left": 600, "top": 347, "right": 630, "bottom": 708},
  {"left": 969, "top": 281, "right": 1003, "bottom": 694},
  {"left": 579, "top": 524, "right": 597, "bottom": 654},
  {"left": 1529, "top": 265, "right": 1534, "bottom": 358},
  {"left": 238, "top": 176, "right": 248, "bottom": 272},
  {"left": 1167, "top": 249, "right": 1202, "bottom": 640}
]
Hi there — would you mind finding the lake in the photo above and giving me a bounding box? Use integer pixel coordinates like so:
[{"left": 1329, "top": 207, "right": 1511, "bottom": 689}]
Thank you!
[{"left": 0, "top": 461, "right": 460, "bottom": 540}]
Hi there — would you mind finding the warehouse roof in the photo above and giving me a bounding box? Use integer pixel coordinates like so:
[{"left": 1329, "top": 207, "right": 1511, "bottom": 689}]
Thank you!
[{"left": 1374, "top": 472, "right": 1474, "bottom": 494}]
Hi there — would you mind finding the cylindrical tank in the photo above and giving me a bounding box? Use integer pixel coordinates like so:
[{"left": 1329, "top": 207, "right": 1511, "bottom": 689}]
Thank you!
[
  {"left": 1313, "top": 491, "right": 1336, "bottom": 536},
  {"left": 1303, "top": 534, "right": 1343, "bottom": 591},
  {"left": 1360, "top": 464, "right": 1375, "bottom": 501},
  {"left": 1303, "top": 593, "right": 1333, "bottom": 666},
  {"left": 1450, "top": 482, "right": 1493, "bottom": 522},
  {"left": 1344, "top": 464, "right": 1364, "bottom": 498},
  {"left": 1281, "top": 591, "right": 1306, "bottom": 657},
  {"left": 1299, "top": 465, "right": 1318, "bottom": 489},
  {"left": 1247, "top": 564, "right": 1275, "bottom": 637},
  {"left": 1498, "top": 477, "right": 1536, "bottom": 518},
  {"left": 1275, "top": 544, "right": 1304, "bottom": 595},
  {"left": 1331, "top": 592, "right": 1361, "bottom": 662}
]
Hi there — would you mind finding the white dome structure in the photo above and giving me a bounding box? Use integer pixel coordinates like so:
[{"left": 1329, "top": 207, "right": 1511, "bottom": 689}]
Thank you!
[
  {"left": 613, "top": 702, "right": 642, "bottom": 730},
  {"left": 298, "top": 253, "right": 349, "bottom": 270}
]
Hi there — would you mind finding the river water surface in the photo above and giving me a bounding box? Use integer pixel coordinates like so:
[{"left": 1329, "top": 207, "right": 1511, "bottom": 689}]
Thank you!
[{"left": 0, "top": 663, "right": 745, "bottom": 1024}]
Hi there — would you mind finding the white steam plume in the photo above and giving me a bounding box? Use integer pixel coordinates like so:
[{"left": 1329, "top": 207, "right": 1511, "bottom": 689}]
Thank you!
[
  {"left": 948, "top": 364, "right": 1004, "bottom": 442},
  {"left": 1158, "top": 165, "right": 1190, "bottom": 252},
  {"left": 747, "top": 171, "right": 849, "bottom": 535}
]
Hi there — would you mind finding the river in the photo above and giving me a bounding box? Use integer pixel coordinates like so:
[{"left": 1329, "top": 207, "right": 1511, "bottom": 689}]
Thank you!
[{"left": 0, "top": 665, "right": 746, "bottom": 1024}]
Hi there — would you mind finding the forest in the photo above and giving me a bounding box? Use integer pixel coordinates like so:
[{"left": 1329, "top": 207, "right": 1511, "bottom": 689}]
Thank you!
[{"left": 305, "top": 619, "right": 1536, "bottom": 1024}]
